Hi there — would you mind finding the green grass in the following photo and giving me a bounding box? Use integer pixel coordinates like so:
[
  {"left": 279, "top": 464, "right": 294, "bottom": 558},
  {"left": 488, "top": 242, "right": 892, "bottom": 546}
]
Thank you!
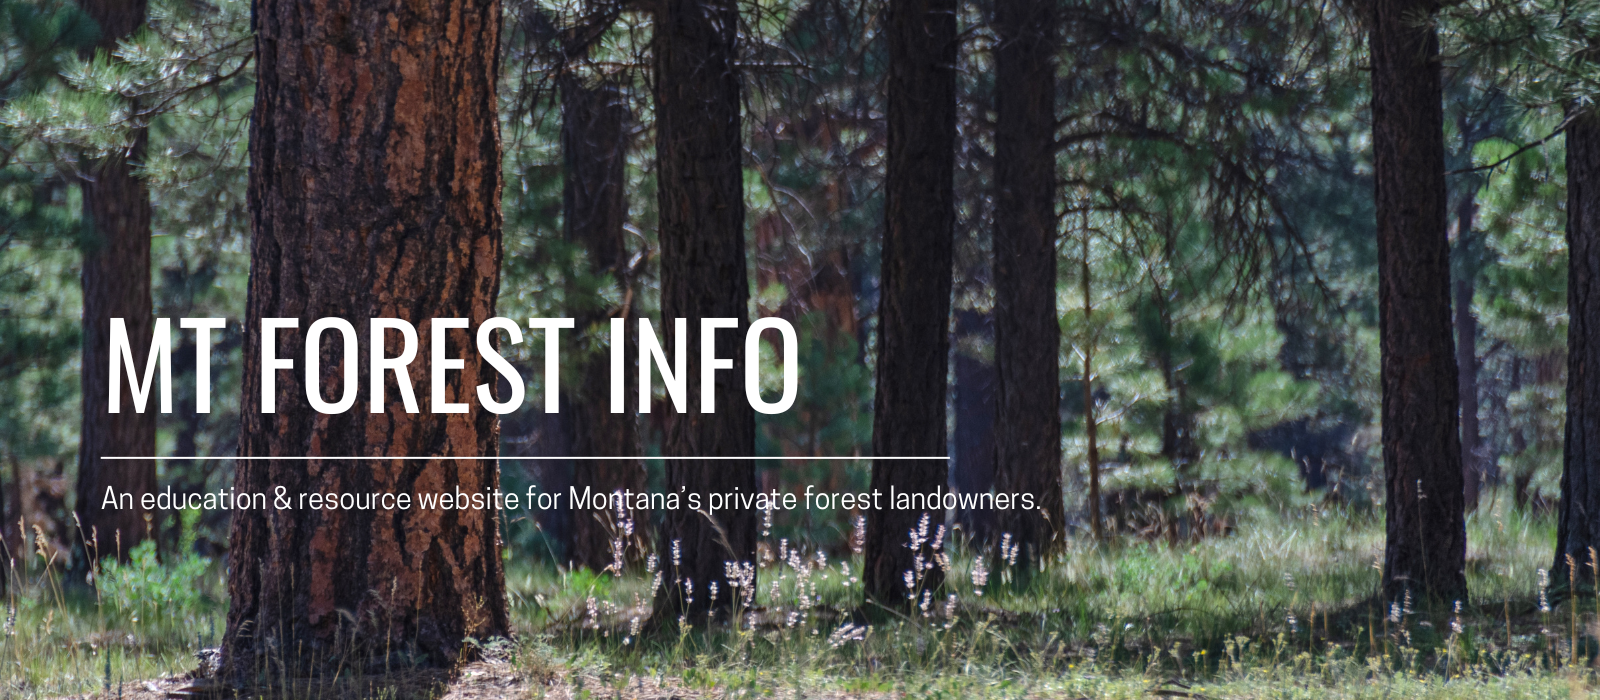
[{"left": 0, "top": 499, "right": 1589, "bottom": 698}]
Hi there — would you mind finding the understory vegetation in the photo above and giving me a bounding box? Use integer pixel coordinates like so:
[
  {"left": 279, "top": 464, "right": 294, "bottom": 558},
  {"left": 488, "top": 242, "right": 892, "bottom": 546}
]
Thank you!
[{"left": 0, "top": 497, "right": 1589, "bottom": 699}]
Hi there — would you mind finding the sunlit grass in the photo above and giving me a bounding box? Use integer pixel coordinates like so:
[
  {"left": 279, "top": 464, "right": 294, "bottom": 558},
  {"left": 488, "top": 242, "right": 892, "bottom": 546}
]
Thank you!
[{"left": 0, "top": 497, "right": 1583, "bottom": 698}]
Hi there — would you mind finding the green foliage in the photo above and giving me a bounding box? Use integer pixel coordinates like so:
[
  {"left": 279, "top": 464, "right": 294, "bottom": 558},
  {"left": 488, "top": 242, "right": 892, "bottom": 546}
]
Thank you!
[{"left": 96, "top": 538, "right": 212, "bottom": 626}]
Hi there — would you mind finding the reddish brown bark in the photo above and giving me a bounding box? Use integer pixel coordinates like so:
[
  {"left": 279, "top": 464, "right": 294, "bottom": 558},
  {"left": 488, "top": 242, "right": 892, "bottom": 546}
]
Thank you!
[
  {"left": 222, "top": 0, "right": 507, "bottom": 676},
  {"left": 75, "top": 0, "right": 157, "bottom": 564}
]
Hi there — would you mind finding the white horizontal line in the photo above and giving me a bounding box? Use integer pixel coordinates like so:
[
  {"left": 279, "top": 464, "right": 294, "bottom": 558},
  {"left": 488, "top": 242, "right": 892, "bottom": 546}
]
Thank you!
[{"left": 101, "top": 455, "right": 946, "bottom": 461}]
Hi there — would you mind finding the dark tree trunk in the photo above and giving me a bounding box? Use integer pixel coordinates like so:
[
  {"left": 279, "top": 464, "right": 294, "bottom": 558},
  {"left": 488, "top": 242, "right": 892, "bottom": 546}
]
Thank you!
[
  {"left": 991, "top": 0, "right": 1061, "bottom": 581},
  {"left": 864, "top": 0, "right": 956, "bottom": 607},
  {"left": 222, "top": 0, "right": 507, "bottom": 676},
  {"left": 1454, "top": 192, "right": 1483, "bottom": 510},
  {"left": 951, "top": 310, "right": 995, "bottom": 542},
  {"left": 561, "top": 77, "right": 645, "bottom": 573},
  {"left": 75, "top": 0, "right": 156, "bottom": 563},
  {"left": 1370, "top": 0, "right": 1467, "bottom": 605},
  {"left": 1557, "top": 109, "right": 1600, "bottom": 586},
  {"left": 649, "top": 0, "right": 756, "bottom": 620}
]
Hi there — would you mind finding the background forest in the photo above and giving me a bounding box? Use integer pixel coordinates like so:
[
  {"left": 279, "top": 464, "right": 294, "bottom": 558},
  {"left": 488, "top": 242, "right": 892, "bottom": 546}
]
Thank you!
[{"left": 0, "top": 0, "right": 1596, "bottom": 697}]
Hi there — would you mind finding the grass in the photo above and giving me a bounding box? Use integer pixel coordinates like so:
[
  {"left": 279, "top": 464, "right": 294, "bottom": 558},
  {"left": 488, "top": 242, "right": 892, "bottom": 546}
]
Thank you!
[{"left": 0, "top": 498, "right": 1590, "bottom": 698}]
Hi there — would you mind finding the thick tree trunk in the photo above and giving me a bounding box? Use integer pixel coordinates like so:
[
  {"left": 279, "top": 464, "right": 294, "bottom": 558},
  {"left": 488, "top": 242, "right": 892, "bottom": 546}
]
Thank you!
[
  {"left": 951, "top": 310, "right": 996, "bottom": 542},
  {"left": 649, "top": 0, "right": 756, "bottom": 620},
  {"left": 222, "top": 0, "right": 507, "bottom": 676},
  {"left": 991, "top": 0, "right": 1061, "bottom": 581},
  {"left": 1557, "top": 109, "right": 1600, "bottom": 586},
  {"left": 864, "top": 0, "right": 956, "bottom": 607},
  {"left": 1455, "top": 192, "right": 1483, "bottom": 511},
  {"left": 1370, "top": 0, "right": 1467, "bottom": 605},
  {"left": 561, "top": 78, "right": 645, "bottom": 573},
  {"left": 75, "top": 0, "right": 156, "bottom": 563}
]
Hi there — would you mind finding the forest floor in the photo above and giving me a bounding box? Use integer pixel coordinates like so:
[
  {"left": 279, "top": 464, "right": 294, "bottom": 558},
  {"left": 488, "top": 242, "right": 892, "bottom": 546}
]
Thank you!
[{"left": 16, "top": 498, "right": 1600, "bottom": 699}]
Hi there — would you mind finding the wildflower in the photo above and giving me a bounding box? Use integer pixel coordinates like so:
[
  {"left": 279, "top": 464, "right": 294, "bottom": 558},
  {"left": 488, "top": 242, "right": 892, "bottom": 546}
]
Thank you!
[
  {"left": 828, "top": 622, "right": 865, "bottom": 648},
  {"left": 672, "top": 539, "right": 682, "bottom": 568},
  {"left": 971, "top": 557, "right": 989, "bottom": 594},
  {"left": 1538, "top": 568, "right": 1551, "bottom": 613},
  {"left": 904, "top": 570, "right": 917, "bottom": 599},
  {"left": 852, "top": 515, "right": 867, "bottom": 554}
]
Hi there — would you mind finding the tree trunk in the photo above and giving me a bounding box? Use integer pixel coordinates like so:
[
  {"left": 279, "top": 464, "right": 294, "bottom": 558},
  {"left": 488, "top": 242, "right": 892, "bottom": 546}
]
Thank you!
[
  {"left": 1082, "top": 224, "right": 1102, "bottom": 543},
  {"left": 864, "top": 0, "right": 956, "bottom": 607},
  {"left": 1454, "top": 191, "right": 1483, "bottom": 511},
  {"left": 991, "top": 0, "right": 1061, "bottom": 582},
  {"left": 561, "top": 78, "right": 645, "bottom": 573},
  {"left": 951, "top": 310, "right": 995, "bottom": 542},
  {"left": 1557, "top": 109, "right": 1600, "bottom": 587},
  {"left": 649, "top": 0, "right": 756, "bottom": 620},
  {"left": 75, "top": 0, "right": 156, "bottom": 564},
  {"left": 222, "top": 0, "right": 507, "bottom": 676},
  {"left": 1370, "top": 0, "right": 1467, "bottom": 605}
]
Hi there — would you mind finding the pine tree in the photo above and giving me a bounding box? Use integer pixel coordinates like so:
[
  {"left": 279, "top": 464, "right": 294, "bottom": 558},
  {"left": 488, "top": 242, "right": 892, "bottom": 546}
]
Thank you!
[
  {"left": 221, "top": 0, "right": 508, "bottom": 673},
  {"left": 74, "top": 0, "right": 157, "bottom": 563},
  {"left": 1370, "top": 0, "right": 1468, "bottom": 605},
  {"left": 991, "top": 0, "right": 1062, "bottom": 580},
  {"left": 864, "top": 0, "right": 957, "bottom": 607},
  {"left": 649, "top": 0, "right": 757, "bottom": 619}
]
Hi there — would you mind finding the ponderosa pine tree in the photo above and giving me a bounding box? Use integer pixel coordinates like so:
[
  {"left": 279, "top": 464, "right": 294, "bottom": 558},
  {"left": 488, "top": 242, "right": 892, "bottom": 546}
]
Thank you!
[
  {"left": 1556, "top": 107, "right": 1600, "bottom": 585},
  {"left": 991, "top": 0, "right": 1062, "bottom": 581},
  {"left": 74, "top": 0, "right": 156, "bottom": 562},
  {"left": 561, "top": 75, "right": 645, "bottom": 572},
  {"left": 864, "top": 0, "right": 956, "bottom": 606},
  {"left": 1370, "top": 0, "right": 1468, "bottom": 604},
  {"left": 221, "top": 0, "right": 508, "bottom": 674},
  {"left": 649, "top": 0, "right": 757, "bottom": 619}
]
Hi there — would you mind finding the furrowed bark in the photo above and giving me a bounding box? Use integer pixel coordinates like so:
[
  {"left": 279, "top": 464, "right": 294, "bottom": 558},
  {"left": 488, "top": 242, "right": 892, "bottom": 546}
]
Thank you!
[
  {"left": 75, "top": 0, "right": 156, "bottom": 564},
  {"left": 864, "top": 0, "right": 957, "bottom": 607},
  {"left": 649, "top": 0, "right": 756, "bottom": 620},
  {"left": 561, "top": 78, "right": 645, "bottom": 573},
  {"left": 1370, "top": 0, "right": 1468, "bottom": 605},
  {"left": 222, "top": 0, "right": 507, "bottom": 676},
  {"left": 1557, "top": 109, "right": 1600, "bottom": 587},
  {"left": 991, "top": 0, "right": 1062, "bottom": 581}
]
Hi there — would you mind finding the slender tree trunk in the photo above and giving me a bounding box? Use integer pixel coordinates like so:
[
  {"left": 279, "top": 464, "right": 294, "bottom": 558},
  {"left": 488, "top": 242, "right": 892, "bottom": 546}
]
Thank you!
[
  {"left": 991, "top": 0, "right": 1061, "bottom": 581},
  {"left": 951, "top": 310, "right": 995, "bottom": 542},
  {"left": 222, "top": 0, "right": 507, "bottom": 675},
  {"left": 1370, "top": 0, "right": 1468, "bottom": 605},
  {"left": 75, "top": 0, "right": 156, "bottom": 564},
  {"left": 864, "top": 0, "right": 957, "bottom": 607},
  {"left": 1454, "top": 192, "right": 1483, "bottom": 511},
  {"left": 1083, "top": 226, "right": 1102, "bottom": 543},
  {"left": 649, "top": 0, "right": 756, "bottom": 620},
  {"left": 561, "top": 78, "right": 645, "bottom": 573},
  {"left": 1557, "top": 109, "right": 1600, "bottom": 587}
]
